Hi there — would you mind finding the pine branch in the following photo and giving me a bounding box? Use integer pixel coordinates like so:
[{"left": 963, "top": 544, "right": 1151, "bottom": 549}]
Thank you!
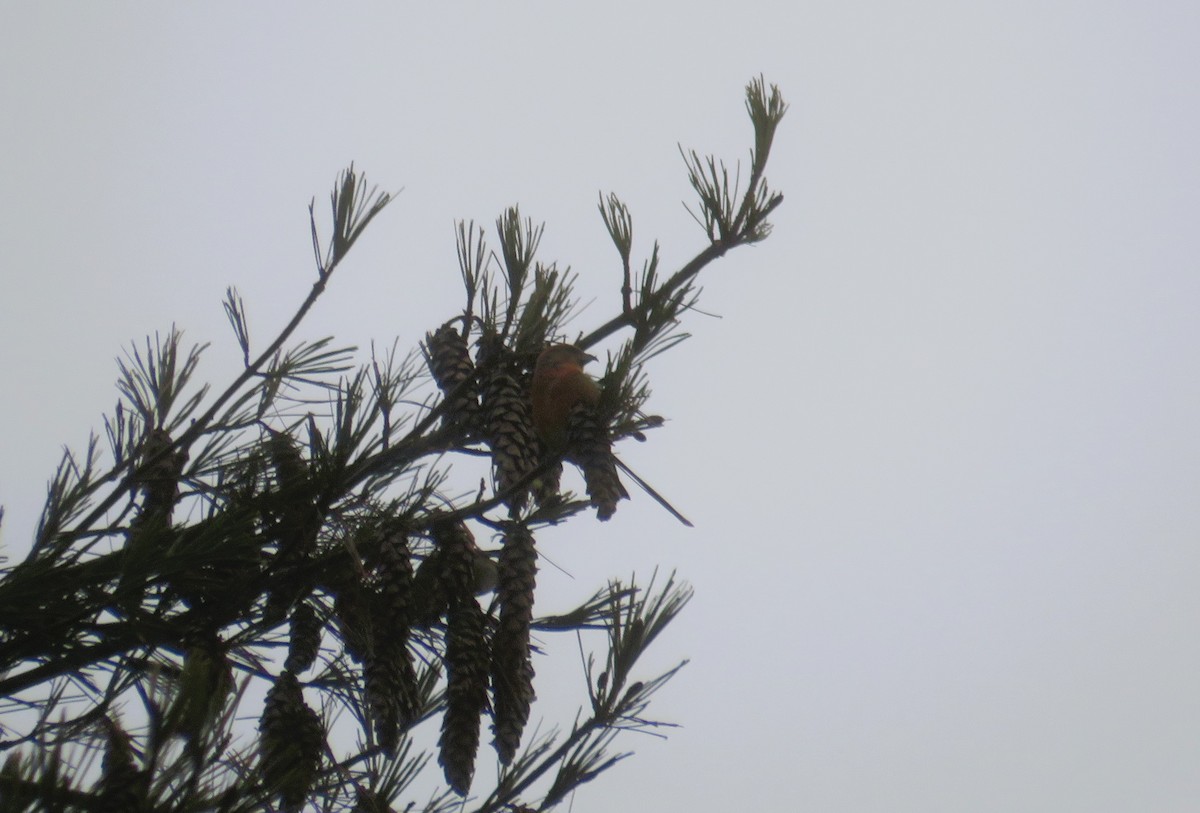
[
  {"left": 582, "top": 75, "right": 786, "bottom": 350},
  {"left": 1, "top": 77, "right": 784, "bottom": 812},
  {"left": 44, "top": 167, "right": 393, "bottom": 549}
]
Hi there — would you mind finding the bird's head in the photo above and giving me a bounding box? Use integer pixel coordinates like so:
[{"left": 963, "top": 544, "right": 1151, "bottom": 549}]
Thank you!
[{"left": 535, "top": 343, "right": 597, "bottom": 376}]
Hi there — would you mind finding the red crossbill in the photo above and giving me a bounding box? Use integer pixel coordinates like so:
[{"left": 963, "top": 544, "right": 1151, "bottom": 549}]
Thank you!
[
  {"left": 530, "top": 343, "right": 601, "bottom": 450},
  {"left": 530, "top": 343, "right": 693, "bottom": 527}
]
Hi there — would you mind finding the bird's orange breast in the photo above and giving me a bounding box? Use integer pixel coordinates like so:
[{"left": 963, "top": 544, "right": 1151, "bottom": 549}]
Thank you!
[{"left": 531, "top": 364, "right": 600, "bottom": 449}]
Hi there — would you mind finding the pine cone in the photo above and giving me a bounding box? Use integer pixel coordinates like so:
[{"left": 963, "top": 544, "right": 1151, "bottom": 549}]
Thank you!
[
  {"left": 363, "top": 643, "right": 400, "bottom": 753},
  {"left": 409, "top": 548, "right": 451, "bottom": 627},
  {"left": 410, "top": 541, "right": 497, "bottom": 623},
  {"left": 260, "top": 671, "right": 324, "bottom": 813},
  {"left": 374, "top": 532, "right": 414, "bottom": 632},
  {"left": 96, "top": 718, "right": 146, "bottom": 813},
  {"left": 333, "top": 580, "right": 372, "bottom": 663},
  {"left": 165, "top": 634, "right": 234, "bottom": 761},
  {"left": 565, "top": 404, "right": 629, "bottom": 520},
  {"left": 431, "top": 520, "right": 492, "bottom": 792},
  {"left": 490, "top": 523, "right": 538, "bottom": 764},
  {"left": 431, "top": 520, "right": 479, "bottom": 599},
  {"left": 364, "top": 637, "right": 418, "bottom": 755},
  {"left": 532, "top": 437, "right": 563, "bottom": 507},
  {"left": 263, "top": 501, "right": 321, "bottom": 625},
  {"left": 482, "top": 367, "right": 539, "bottom": 513},
  {"left": 425, "top": 321, "right": 481, "bottom": 433},
  {"left": 439, "top": 598, "right": 490, "bottom": 796},
  {"left": 365, "top": 533, "right": 419, "bottom": 749},
  {"left": 286, "top": 600, "right": 322, "bottom": 673},
  {"left": 268, "top": 431, "right": 305, "bottom": 486},
  {"left": 355, "top": 789, "right": 391, "bottom": 813},
  {"left": 264, "top": 435, "right": 322, "bottom": 624},
  {"left": 136, "top": 428, "right": 187, "bottom": 521}
]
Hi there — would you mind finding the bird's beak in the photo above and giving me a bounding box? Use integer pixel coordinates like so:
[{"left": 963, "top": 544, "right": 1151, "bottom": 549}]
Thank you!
[{"left": 581, "top": 352, "right": 598, "bottom": 365}]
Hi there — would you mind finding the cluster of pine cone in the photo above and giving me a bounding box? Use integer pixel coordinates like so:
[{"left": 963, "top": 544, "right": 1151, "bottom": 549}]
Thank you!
[
  {"left": 424, "top": 320, "right": 623, "bottom": 520},
  {"left": 248, "top": 319, "right": 629, "bottom": 806}
]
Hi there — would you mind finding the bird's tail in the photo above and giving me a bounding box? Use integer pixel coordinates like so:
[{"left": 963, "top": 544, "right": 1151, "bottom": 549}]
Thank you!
[{"left": 613, "top": 458, "right": 694, "bottom": 527}]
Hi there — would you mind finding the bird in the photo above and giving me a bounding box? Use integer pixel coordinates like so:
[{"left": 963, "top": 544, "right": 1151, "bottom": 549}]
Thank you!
[
  {"left": 530, "top": 343, "right": 693, "bottom": 527},
  {"left": 530, "top": 343, "right": 602, "bottom": 450}
]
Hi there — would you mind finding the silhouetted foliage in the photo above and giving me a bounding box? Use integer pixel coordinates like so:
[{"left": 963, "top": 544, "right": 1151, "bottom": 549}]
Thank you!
[{"left": 0, "top": 77, "right": 785, "bottom": 812}]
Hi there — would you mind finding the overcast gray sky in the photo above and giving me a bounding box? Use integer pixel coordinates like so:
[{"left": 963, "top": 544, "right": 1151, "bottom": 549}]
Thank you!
[{"left": 2, "top": 3, "right": 1199, "bottom": 811}]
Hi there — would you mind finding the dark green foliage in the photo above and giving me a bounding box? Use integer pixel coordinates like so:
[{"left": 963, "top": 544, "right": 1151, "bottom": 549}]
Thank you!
[{"left": 0, "top": 79, "right": 785, "bottom": 812}]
